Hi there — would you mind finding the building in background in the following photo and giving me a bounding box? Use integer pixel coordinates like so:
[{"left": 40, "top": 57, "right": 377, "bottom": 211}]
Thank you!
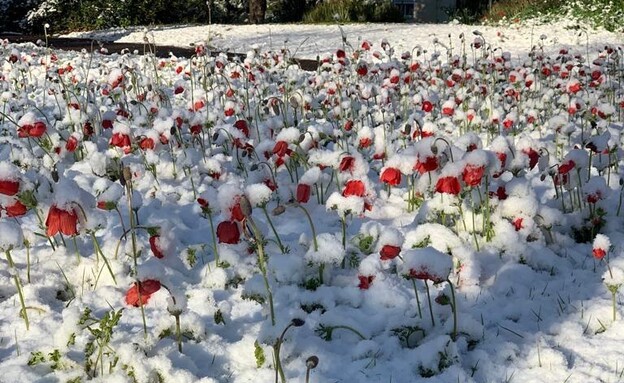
[{"left": 393, "top": 0, "right": 458, "bottom": 22}]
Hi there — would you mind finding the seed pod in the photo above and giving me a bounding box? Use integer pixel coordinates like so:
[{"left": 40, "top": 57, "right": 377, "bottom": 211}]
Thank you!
[
  {"left": 272, "top": 205, "right": 285, "bottom": 216},
  {"left": 289, "top": 96, "right": 299, "bottom": 108},
  {"left": 291, "top": 318, "right": 305, "bottom": 327},
  {"left": 239, "top": 195, "right": 252, "bottom": 217},
  {"left": 123, "top": 166, "right": 133, "bottom": 184},
  {"left": 51, "top": 166, "right": 59, "bottom": 183},
  {"left": 306, "top": 356, "right": 319, "bottom": 369}
]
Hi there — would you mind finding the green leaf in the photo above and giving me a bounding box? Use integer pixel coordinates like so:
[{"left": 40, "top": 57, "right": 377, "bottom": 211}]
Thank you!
[
  {"left": 254, "top": 340, "right": 266, "bottom": 368},
  {"left": 27, "top": 351, "right": 46, "bottom": 366}
]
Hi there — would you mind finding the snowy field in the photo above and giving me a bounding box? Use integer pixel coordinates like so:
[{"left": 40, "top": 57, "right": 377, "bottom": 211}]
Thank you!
[
  {"left": 0, "top": 21, "right": 623, "bottom": 383},
  {"left": 64, "top": 21, "right": 622, "bottom": 62}
]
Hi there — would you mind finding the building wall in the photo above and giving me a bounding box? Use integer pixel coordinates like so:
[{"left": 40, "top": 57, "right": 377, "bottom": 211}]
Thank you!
[{"left": 394, "top": 0, "right": 457, "bottom": 23}]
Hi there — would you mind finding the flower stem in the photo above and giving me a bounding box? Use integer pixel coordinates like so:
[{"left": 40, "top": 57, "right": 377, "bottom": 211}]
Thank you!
[
  {"left": 5, "top": 250, "right": 29, "bottom": 331},
  {"left": 72, "top": 236, "right": 80, "bottom": 264},
  {"left": 293, "top": 203, "right": 318, "bottom": 251},
  {"left": 90, "top": 232, "right": 117, "bottom": 285},
  {"left": 175, "top": 313, "right": 183, "bottom": 353},
  {"left": 247, "top": 217, "right": 276, "bottom": 326},
  {"left": 447, "top": 279, "right": 458, "bottom": 341},
  {"left": 330, "top": 325, "right": 367, "bottom": 340},
  {"left": 206, "top": 211, "right": 220, "bottom": 267},
  {"left": 411, "top": 279, "right": 423, "bottom": 319},
  {"left": 25, "top": 240, "right": 31, "bottom": 284},
  {"left": 424, "top": 280, "right": 435, "bottom": 327},
  {"left": 262, "top": 206, "right": 285, "bottom": 254}
]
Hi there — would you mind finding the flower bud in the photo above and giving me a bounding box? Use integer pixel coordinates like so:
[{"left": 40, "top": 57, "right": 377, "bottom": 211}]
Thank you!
[
  {"left": 239, "top": 195, "right": 252, "bottom": 217},
  {"left": 272, "top": 205, "right": 285, "bottom": 216},
  {"left": 291, "top": 318, "right": 305, "bottom": 327},
  {"left": 122, "top": 166, "right": 133, "bottom": 184},
  {"left": 306, "top": 355, "right": 319, "bottom": 369}
]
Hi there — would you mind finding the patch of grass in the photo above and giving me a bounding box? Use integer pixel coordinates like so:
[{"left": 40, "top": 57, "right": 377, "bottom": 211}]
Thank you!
[
  {"left": 303, "top": 0, "right": 403, "bottom": 23},
  {"left": 483, "top": 0, "right": 624, "bottom": 32}
]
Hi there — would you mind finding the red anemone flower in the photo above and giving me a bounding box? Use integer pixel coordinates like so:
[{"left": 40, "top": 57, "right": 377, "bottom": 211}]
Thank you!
[
  {"left": 408, "top": 268, "right": 445, "bottom": 284},
  {"left": 558, "top": 160, "right": 576, "bottom": 174},
  {"left": 139, "top": 137, "right": 155, "bottom": 150},
  {"left": 149, "top": 235, "right": 164, "bottom": 259},
  {"left": 97, "top": 200, "right": 116, "bottom": 211},
  {"left": 110, "top": 132, "right": 131, "bottom": 148},
  {"left": 380, "top": 244, "right": 401, "bottom": 260},
  {"left": 522, "top": 148, "right": 539, "bottom": 170},
  {"left": 358, "top": 275, "right": 374, "bottom": 290},
  {"left": 344, "top": 120, "right": 354, "bottom": 131},
  {"left": 0, "top": 178, "right": 19, "bottom": 196},
  {"left": 462, "top": 164, "right": 485, "bottom": 187},
  {"left": 5, "top": 200, "right": 27, "bottom": 217},
  {"left": 29, "top": 121, "right": 47, "bottom": 137},
  {"left": 272, "top": 141, "right": 290, "bottom": 157},
  {"left": 435, "top": 176, "right": 461, "bottom": 195},
  {"left": 296, "top": 184, "right": 311, "bottom": 203},
  {"left": 217, "top": 221, "right": 240, "bottom": 244},
  {"left": 342, "top": 180, "right": 366, "bottom": 197},
  {"left": 422, "top": 101, "right": 433, "bottom": 112},
  {"left": 339, "top": 156, "right": 355, "bottom": 173},
  {"left": 380, "top": 167, "right": 401, "bottom": 186},
  {"left": 46, "top": 204, "right": 79, "bottom": 236},
  {"left": 230, "top": 198, "right": 246, "bottom": 222},
  {"left": 414, "top": 156, "right": 438, "bottom": 174},
  {"left": 125, "top": 279, "right": 161, "bottom": 307},
  {"left": 358, "top": 137, "right": 372, "bottom": 149},
  {"left": 65, "top": 136, "right": 79, "bottom": 152},
  {"left": 593, "top": 247, "right": 606, "bottom": 260},
  {"left": 234, "top": 119, "right": 250, "bottom": 137}
]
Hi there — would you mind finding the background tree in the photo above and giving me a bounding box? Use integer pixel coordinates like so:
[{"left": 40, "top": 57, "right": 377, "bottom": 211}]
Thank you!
[{"left": 249, "top": 0, "right": 267, "bottom": 23}]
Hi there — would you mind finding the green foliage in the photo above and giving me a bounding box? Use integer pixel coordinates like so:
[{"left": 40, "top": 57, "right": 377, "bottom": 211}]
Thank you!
[
  {"left": 81, "top": 308, "right": 124, "bottom": 378},
  {"left": 267, "top": 0, "right": 316, "bottom": 22},
  {"left": 27, "top": 0, "right": 212, "bottom": 33},
  {"left": 483, "top": 0, "right": 624, "bottom": 32},
  {"left": 27, "top": 351, "right": 46, "bottom": 366},
  {"left": 254, "top": 340, "right": 266, "bottom": 368},
  {"left": 303, "top": 0, "right": 404, "bottom": 23}
]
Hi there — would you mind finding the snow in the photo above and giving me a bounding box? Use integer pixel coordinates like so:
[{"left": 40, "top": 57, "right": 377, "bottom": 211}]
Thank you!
[
  {"left": 0, "top": 18, "right": 623, "bottom": 383},
  {"left": 62, "top": 21, "right": 621, "bottom": 63},
  {"left": 0, "top": 221, "right": 23, "bottom": 251}
]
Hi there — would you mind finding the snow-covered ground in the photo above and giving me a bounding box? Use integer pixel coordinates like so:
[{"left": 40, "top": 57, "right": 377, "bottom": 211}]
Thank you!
[
  {"left": 0, "top": 21, "right": 623, "bottom": 383},
  {"left": 63, "top": 21, "right": 623, "bottom": 62}
]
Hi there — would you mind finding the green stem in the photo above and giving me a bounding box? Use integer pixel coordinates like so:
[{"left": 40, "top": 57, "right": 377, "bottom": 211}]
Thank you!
[
  {"left": 207, "top": 211, "right": 220, "bottom": 267},
  {"left": 72, "top": 236, "right": 80, "bottom": 264},
  {"left": 248, "top": 218, "right": 276, "bottom": 326},
  {"left": 175, "top": 313, "right": 183, "bottom": 353},
  {"left": 447, "top": 279, "right": 457, "bottom": 341},
  {"left": 425, "top": 280, "right": 435, "bottom": 327},
  {"left": 612, "top": 290, "right": 617, "bottom": 322},
  {"left": 25, "top": 241, "right": 31, "bottom": 284},
  {"left": 262, "top": 207, "right": 285, "bottom": 254},
  {"left": 293, "top": 204, "right": 318, "bottom": 251},
  {"left": 330, "top": 325, "right": 367, "bottom": 340},
  {"left": 90, "top": 232, "right": 117, "bottom": 285},
  {"left": 411, "top": 279, "right": 423, "bottom": 319},
  {"left": 5, "top": 250, "right": 29, "bottom": 331}
]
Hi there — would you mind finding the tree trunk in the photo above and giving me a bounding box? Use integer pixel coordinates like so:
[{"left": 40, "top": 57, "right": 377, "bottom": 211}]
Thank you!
[{"left": 249, "top": 0, "right": 267, "bottom": 23}]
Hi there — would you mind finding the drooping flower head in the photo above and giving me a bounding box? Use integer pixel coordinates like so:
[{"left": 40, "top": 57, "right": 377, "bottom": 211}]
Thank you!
[
  {"left": 400, "top": 247, "right": 453, "bottom": 284},
  {"left": 593, "top": 234, "right": 611, "bottom": 260},
  {"left": 125, "top": 279, "right": 161, "bottom": 307},
  {"left": 46, "top": 204, "right": 79, "bottom": 237}
]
